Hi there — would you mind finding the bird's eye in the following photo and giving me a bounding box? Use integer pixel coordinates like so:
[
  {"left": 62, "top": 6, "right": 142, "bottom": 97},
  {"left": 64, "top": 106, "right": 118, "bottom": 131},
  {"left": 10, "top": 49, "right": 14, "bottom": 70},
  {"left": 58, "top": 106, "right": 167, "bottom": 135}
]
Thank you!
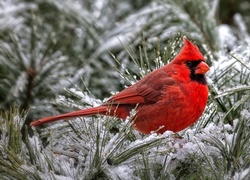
[{"left": 186, "top": 61, "right": 192, "bottom": 66}]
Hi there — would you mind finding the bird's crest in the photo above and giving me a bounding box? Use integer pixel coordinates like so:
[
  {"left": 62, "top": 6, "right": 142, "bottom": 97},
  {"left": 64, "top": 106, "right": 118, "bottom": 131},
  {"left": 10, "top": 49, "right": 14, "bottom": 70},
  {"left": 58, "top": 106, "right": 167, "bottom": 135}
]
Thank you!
[{"left": 173, "top": 37, "right": 205, "bottom": 63}]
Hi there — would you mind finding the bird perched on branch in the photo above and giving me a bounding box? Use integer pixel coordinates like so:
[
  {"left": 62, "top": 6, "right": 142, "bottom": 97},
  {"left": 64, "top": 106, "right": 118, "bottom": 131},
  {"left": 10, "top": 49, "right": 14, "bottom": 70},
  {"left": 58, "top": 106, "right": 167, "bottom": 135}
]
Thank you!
[{"left": 31, "top": 37, "right": 209, "bottom": 134}]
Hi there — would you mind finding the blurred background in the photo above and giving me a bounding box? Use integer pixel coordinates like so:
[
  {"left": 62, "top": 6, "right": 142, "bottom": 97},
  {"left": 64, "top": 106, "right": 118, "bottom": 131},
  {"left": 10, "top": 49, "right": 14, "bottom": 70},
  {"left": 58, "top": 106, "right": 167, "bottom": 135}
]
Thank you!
[{"left": 0, "top": 0, "right": 250, "bottom": 179}]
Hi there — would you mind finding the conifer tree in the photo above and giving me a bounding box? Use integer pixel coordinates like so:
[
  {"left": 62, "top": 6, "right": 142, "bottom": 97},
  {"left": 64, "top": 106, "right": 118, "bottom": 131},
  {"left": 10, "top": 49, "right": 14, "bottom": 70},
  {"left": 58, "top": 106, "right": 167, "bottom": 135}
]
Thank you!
[{"left": 0, "top": 0, "right": 250, "bottom": 179}]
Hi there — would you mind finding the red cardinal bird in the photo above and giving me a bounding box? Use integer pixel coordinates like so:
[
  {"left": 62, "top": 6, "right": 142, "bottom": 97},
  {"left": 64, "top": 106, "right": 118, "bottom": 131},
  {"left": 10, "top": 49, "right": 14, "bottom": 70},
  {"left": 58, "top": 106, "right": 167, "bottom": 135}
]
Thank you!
[{"left": 31, "top": 37, "right": 209, "bottom": 134}]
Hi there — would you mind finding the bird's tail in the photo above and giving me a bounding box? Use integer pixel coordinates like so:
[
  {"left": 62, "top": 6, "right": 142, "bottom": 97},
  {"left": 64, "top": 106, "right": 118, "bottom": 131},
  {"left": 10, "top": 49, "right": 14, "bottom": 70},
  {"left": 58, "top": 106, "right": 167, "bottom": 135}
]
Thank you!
[{"left": 30, "top": 106, "right": 111, "bottom": 126}]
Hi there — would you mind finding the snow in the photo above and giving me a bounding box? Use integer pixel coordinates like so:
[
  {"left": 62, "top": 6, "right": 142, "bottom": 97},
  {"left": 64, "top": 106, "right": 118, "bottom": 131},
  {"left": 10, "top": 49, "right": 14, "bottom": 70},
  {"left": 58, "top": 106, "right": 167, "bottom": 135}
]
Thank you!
[
  {"left": 12, "top": 72, "right": 27, "bottom": 98},
  {"left": 109, "top": 165, "right": 138, "bottom": 180},
  {"left": 238, "top": 168, "right": 250, "bottom": 180},
  {"left": 215, "top": 85, "right": 250, "bottom": 98},
  {"left": 234, "top": 14, "right": 249, "bottom": 40},
  {"left": 53, "top": 175, "right": 73, "bottom": 180},
  {"left": 1, "top": 0, "right": 250, "bottom": 179},
  {"left": 218, "top": 25, "right": 237, "bottom": 49},
  {"left": 240, "top": 109, "right": 250, "bottom": 119},
  {"left": 0, "top": 1, "right": 37, "bottom": 31}
]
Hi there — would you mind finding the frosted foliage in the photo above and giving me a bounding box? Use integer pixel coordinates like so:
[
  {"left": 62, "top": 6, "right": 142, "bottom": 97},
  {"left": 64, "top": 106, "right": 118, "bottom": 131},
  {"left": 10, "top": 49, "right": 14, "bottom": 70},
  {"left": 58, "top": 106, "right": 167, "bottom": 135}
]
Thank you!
[
  {"left": 98, "top": 2, "right": 185, "bottom": 54},
  {"left": 218, "top": 25, "right": 238, "bottom": 49},
  {"left": 209, "top": 25, "right": 250, "bottom": 92},
  {"left": 12, "top": 72, "right": 27, "bottom": 97},
  {"left": 55, "top": 88, "right": 102, "bottom": 110},
  {"left": 0, "top": 0, "right": 36, "bottom": 31},
  {"left": 30, "top": 116, "right": 248, "bottom": 179},
  {"left": 109, "top": 165, "right": 136, "bottom": 179},
  {"left": 1, "top": 0, "right": 250, "bottom": 179}
]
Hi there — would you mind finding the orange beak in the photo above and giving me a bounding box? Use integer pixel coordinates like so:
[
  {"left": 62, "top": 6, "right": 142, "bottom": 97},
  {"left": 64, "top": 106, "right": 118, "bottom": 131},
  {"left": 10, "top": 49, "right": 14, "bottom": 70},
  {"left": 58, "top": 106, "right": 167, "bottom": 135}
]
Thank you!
[{"left": 195, "top": 61, "right": 210, "bottom": 74}]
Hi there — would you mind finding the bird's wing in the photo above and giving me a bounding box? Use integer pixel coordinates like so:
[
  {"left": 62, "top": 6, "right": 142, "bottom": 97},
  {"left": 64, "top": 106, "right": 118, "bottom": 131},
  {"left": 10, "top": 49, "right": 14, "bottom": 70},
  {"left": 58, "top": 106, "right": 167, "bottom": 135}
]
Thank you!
[
  {"left": 106, "top": 68, "right": 175, "bottom": 105},
  {"left": 106, "top": 85, "right": 145, "bottom": 104}
]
